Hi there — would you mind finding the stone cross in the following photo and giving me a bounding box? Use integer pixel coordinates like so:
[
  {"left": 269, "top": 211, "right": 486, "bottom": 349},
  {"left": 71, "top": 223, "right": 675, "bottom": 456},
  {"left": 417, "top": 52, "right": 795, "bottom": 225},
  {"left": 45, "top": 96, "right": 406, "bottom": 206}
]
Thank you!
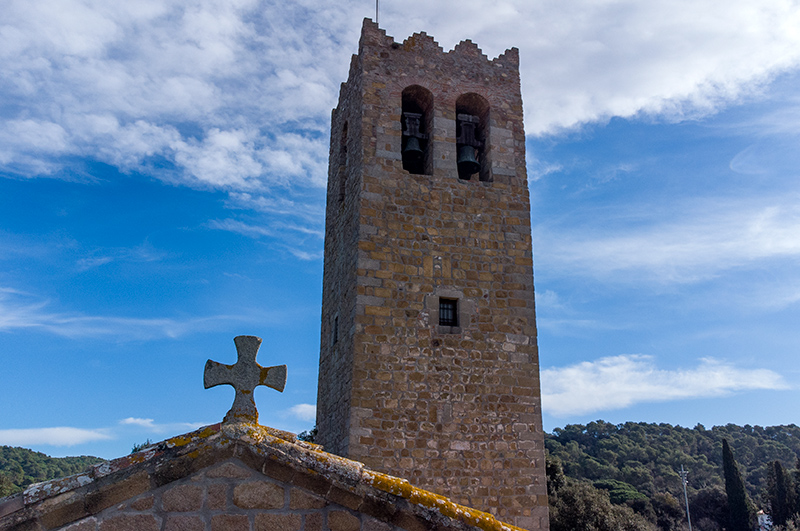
[{"left": 204, "top": 335, "right": 287, "bottom": 424}]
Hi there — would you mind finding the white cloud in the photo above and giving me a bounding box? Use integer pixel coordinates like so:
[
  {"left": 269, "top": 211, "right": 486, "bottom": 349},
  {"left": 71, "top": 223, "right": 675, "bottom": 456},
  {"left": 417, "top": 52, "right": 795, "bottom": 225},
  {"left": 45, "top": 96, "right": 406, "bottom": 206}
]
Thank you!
[
  {"left": 535, "top": 290, "right": 564, "bottom": 311},
  {"left": 537, "top": 197, "right": 800, "bottom": 283},
  {"left": 227, "top": 192, "right": 325, "bottom": 224},
  {"left": 2, "top": 0, "right": 799, "bottom": 193},
  {"left": 542, "top": 354, "right": 789, "bottom": 416},
  {"left": 383, "top": 0, "right": 800, "bottom": 134},
  {"left": 0, "top": 0, "right": 348, "bottom": 188},
  {"left": 208, "top": 219, "right": 274, "bottom": 238},
  {"left": 0, "top": 285, "right": 266, "bottom": 338},
  {"left": 527, "top": 157, "right": 563, "bottom": 182},
  {"left": 288, "top": 403, "right": 316, "bottom": 422},
  {"left": 0, "top": 418, "right": 210, "bottom": 447},
  {"left": 288, "top": 249, "right": 323, "bottom": 261},
  {"left": 72, "top": 242, "right": 169, "bottom": 271},
  {"left": 117, "top": 418, "right": 207, "bottom": 434},
  {"left": 76, "top": 256, "right": 114, "bottom": 270},
  {"left": 0, "top": 427, "right": 112, "bottom": 446},
  {"left": 119, "top": 417, "right": 155, "bottom": 428}
]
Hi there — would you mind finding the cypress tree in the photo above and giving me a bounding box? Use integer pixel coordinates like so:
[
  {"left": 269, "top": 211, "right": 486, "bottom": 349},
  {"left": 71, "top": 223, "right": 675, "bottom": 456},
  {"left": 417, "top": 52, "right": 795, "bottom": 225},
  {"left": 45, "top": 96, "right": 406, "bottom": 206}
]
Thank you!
[
  {"left": 767, "top": 460, "right": 793, "bottom": 527},
  {"left": 722, "top": 438, "right": 752, "bottom": 531},
  {"left": 792, "top": 458, "right": 800, "bottom": 520}
]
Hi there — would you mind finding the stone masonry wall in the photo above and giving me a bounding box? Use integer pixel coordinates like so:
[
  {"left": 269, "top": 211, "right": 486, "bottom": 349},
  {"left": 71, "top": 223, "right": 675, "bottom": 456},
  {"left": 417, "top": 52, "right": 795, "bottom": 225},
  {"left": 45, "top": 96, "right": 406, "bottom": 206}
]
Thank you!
[
  {"left": 317, "top": 20, "right": 548, "bottom": 531},
  {"left": 317, "top": 43, "right": 365, "bottom": 457},
  {"left": 55, "top": 460, "right": 400, "bottom": 531}
]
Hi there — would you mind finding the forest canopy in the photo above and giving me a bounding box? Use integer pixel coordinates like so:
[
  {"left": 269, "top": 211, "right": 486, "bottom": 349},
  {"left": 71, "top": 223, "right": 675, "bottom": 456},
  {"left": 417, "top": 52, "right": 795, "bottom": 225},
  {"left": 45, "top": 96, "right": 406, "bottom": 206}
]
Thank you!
[{"left": 546, "top": 421, "right": 800, "bottom": 531}]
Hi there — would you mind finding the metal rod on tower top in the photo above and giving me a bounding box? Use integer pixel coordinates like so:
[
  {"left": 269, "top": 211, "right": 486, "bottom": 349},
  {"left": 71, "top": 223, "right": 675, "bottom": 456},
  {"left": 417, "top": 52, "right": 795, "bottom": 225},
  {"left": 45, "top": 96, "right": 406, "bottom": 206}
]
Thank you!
[{"left": 376, "top": 0, "right": 379, "bottom": 25}]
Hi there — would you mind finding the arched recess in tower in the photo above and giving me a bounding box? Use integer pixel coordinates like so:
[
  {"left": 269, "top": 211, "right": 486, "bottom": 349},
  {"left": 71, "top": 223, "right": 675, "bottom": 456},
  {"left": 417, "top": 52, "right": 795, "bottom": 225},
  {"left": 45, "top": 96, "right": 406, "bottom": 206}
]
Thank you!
[
  {"left": 456, "top": 93, "right": 491, "bottom": 182},
  {"left": 401, "top": 85, "right": 433, "bottom": 175}
]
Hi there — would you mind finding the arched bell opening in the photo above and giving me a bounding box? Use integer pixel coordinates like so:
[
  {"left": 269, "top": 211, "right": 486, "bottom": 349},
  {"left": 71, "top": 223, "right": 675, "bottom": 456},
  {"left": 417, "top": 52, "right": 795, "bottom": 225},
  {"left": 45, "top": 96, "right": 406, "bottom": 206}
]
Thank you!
[
  {"left": 456, "top": 93, "right": 490, "bottom": 181},
  {"left": 402, "top": 85, "right": 433, "bottom": 175}
]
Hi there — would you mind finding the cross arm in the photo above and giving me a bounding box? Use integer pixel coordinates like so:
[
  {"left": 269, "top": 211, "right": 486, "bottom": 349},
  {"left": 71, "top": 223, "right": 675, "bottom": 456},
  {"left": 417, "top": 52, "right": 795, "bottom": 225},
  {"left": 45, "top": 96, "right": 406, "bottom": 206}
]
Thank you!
[
  {"left": 260, "top": 365, "right": 287, "bottom": 392},
  {"left": 204, "top": 359, "right": 232, "bottom": 389}
]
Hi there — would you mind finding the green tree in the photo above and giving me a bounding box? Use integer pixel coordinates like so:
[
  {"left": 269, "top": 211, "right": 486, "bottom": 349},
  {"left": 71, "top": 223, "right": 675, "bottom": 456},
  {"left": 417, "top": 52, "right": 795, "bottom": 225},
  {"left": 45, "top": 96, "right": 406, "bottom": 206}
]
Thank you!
[
  {"left": 793, "top": 458, "right": 800, "bottom": 519},
  {"left": 689, "top": 487, "right": 728, "bottom": 531},
  {"left": 723, "top": 438, "right": 753, "bottom": 531},
  {"left": 546, "top": 454, "right": 567, "bottom": 498},
  {"left": 550, "top": 479, "right": 656, "bottom": 531},
  {"left": 650, "top": 492, "right": 686, "bottom": 531},
  {"left": 593, "top": 479, "right": 649, "bottom": 505},
  {"left": 298, "top": 426, "right": 318, "bottom": 443},
  {"left": 767, "top": 460, "right": 794, "bottom": 527},
  {"left": 0, "top": 472, "right": 16, "bottom": 497},
  {"left": 130, "top": 439, "right": 153, "bottom": 454}
]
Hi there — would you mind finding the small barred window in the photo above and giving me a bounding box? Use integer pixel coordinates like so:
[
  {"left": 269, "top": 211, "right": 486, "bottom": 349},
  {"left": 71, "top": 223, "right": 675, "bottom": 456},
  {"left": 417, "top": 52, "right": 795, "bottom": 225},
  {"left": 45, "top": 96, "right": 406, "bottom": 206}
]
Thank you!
[{"left": 439, "top": 298, "right": 458, "bottom": 327}]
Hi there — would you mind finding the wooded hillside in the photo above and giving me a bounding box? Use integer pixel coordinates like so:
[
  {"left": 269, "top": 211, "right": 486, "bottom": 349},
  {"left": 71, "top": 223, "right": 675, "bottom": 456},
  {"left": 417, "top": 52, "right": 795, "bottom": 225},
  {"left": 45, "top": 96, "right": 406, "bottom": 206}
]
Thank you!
[
  {"left": 0, "top": 446, "right": 104, "bottom": 497},
  {"left": 546, "top": 421, "right": 800, "bottom": 531},
  {"left": 547, "top": 421, "right": 800, "bottom": 499}
]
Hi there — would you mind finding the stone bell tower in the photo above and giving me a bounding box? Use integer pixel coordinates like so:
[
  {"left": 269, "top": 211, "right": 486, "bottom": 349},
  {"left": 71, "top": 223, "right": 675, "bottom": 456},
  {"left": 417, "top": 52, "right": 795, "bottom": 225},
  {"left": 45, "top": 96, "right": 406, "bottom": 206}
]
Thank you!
[{"left": 316, "top": 20, "right": 548, "bottom": 530}]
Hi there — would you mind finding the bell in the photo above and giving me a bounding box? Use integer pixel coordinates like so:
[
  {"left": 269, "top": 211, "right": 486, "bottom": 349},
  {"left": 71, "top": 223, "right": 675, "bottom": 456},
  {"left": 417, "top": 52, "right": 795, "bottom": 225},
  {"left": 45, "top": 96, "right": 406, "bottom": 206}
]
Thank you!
[
  {"left": 457, "top": 145, "right": 480, "bottom": 176},
  {"left": 403, "top": 136, "right": 424, "bottom": 162}
]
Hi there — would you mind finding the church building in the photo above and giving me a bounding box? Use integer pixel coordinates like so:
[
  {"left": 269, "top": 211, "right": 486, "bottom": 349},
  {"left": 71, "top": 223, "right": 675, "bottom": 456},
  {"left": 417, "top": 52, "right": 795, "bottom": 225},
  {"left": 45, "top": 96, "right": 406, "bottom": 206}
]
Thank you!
[{"left": 316, "top": 20, "right": 548, "bottom": 531}]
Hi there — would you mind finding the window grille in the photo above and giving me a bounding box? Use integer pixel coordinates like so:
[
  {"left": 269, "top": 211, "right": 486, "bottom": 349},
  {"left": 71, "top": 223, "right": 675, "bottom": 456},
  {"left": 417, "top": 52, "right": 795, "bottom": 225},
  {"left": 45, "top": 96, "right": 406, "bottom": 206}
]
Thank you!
[{"left": 439, "top": 298, "right": 458, "bottom": 327}]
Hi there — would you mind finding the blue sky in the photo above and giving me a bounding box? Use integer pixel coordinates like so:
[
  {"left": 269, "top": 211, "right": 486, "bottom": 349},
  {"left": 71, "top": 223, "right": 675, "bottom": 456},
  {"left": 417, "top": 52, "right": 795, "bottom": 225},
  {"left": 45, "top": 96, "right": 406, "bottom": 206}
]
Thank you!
[{"left": 1, "top": 0, "right": 799, "bottom": 459}]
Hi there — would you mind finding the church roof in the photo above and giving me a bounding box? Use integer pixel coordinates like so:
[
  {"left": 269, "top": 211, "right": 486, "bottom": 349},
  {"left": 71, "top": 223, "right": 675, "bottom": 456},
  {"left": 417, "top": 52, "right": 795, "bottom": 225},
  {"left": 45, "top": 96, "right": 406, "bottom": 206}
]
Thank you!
[{"left": 0, "top": 421, "right": 523, "bottom": 531}]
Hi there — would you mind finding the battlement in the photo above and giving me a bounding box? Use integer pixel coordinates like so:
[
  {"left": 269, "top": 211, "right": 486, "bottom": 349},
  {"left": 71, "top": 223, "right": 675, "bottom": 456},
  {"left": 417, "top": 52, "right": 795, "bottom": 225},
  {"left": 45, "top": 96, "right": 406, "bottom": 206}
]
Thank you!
[{"left": 359, "top": 19, "right": 518, "bottom": 71}]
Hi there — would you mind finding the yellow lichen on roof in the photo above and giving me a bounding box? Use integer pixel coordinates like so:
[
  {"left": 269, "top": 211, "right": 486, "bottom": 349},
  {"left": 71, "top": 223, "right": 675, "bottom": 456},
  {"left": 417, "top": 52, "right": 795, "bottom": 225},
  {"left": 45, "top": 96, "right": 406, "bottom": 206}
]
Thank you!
[
  {"left": 363, "top": 471, "right": 413, "bottom": 498},
  {"left": 165, "top": 423, "right": 220, "bottom": 448},
  {"left": 363, "top": 470, "right": 524, "bottom": 531}
]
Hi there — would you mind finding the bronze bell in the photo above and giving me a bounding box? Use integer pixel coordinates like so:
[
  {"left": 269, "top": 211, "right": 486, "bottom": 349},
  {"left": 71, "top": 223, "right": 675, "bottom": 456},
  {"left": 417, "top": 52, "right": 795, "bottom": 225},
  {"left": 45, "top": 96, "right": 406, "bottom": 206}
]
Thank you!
[
  {"left": 403, "top": 136, "right": 424, "bottom": 162},
  {"left": 457, "top": 145, "right": 480, "bottom": 176}
]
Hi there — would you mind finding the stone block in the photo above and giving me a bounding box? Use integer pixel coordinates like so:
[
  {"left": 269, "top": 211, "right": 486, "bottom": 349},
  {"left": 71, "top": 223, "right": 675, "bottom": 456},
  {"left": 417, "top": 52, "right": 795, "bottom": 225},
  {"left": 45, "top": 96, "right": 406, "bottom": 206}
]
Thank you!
[
  {"left": 61, "top": 517, "right": 97, "bottom": 531},
  {"left": 289, "top": 489, "right": 327, "bottom": 510},
  {"left": 390, "top": 511, "right": 428, "bottom": 531},
  {"left": 327, "top": 511, "right": 360, "bottom": 531},
  {"left": 162, "top": 484, "right": 203, "bottom": 512},
  {"left": 233, "top": 481, "right": 284, "bottom": 509},
  {"left": 210, "top": 514, "right": 248, "bottom": 531},
  {"left": 164, "top": 515, "right": 204, "bottom": 531},
  {"left": 128, "top": 495, "right": 154, "bottom": 511},
  {"left": 0, "top": 495, "right": 23, "bottom": 520},
  {"left": 261, "top": 458, "right": 295, "bottom": 484},
  {"left": 361, "top": 516, "right": 392, "bottom": 531},
  {"left": 291, "top": 470, "right": 331, "bottom": 497},
  {"left": 304, "top": 512, "right": 323, "bottom": 531},
  {"left": 3, "top": 518, "right": 42, "bottom": 531},
  {"left": 37, "top": 492, "right": 88, "bottom": 530},
  {"left": 206, "top": 462, "right": 251, "bottom": 479},
  {"left": 327, "top": 486, "right": 362, "bottom": 511},
  {"left": 206, "top": 484, "right": 227, "bottom": 510},
  {"left": 98, "top": 514, "right": 159, "bottom": 531},
  {"left": 254, "top": 513, "right": 302, "bottom": 531},
  {"left": 85, "top": 472, "right": 151, "bottom": 515}
]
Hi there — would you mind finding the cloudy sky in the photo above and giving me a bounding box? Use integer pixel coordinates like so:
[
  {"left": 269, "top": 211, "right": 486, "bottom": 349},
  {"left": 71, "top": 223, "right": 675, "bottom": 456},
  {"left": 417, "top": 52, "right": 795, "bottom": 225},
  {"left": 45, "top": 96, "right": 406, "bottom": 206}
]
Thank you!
[{"left": 1, "top": 0, "right": 799, "bottom": 459}]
